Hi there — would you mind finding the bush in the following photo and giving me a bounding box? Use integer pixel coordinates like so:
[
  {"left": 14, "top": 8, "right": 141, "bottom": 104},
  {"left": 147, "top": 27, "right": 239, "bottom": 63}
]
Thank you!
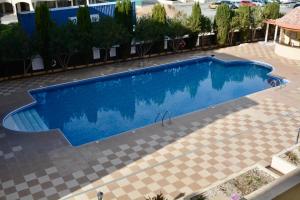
[
  {"left": 135, "top": 16, "right": 165, "bottom": 56},
  {"left": 166, "top": 18, "right": 190, "bottom": 52},
  {"left": 49, "top": 22, "right": 79, "bottom": 69},
  {"left": 92, "top": 17, "right": 129, "bottom": 61},
  {"left": 0, "top": 23, "right": 31, "bottom": 72}
]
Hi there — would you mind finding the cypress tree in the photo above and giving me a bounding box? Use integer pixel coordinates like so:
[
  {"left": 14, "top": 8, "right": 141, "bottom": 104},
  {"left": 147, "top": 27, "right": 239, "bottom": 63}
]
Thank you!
[
  {"left": 188, "top": 2, "right": 202, "bottom": 33},
  {"left": 215, "top": 4, "right": 231, "bottom": 46},
  {"left": 114, "top": 0, "right": 133, "bottom": 59},
  {"left": 76, "top": 6, "right": 92, "bottom": 65},
  {"left": 114, "top": 0, "right": 133, "bottom": 33},
  {"left": 77, "top": 6, "right": 92, "bottom": 33},
  {"left": 237, "top": 6, "right": 251, "bottom": 42},
  {"left": 35, "top": 4, "right": 53, "bottom": 69},
  {"left": 151, "top": 4, "right": 167, "bottom": 24}
]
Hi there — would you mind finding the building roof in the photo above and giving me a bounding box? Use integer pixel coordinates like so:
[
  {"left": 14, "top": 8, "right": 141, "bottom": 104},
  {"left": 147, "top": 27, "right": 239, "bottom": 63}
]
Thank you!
[{"left": 266, "top": 7, "right": 300, "bottom": 31}]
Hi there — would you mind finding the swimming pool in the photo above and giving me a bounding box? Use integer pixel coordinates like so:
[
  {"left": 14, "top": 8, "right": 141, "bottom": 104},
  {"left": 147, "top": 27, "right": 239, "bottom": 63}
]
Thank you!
[{"left": 3, "top": 57, "right": 284, "bottom": 146}]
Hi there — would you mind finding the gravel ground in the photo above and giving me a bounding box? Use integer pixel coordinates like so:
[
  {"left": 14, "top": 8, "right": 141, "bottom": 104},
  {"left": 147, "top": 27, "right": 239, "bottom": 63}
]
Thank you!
[{"left": 192, "top": 167, "right": 275, "bottom": 200}]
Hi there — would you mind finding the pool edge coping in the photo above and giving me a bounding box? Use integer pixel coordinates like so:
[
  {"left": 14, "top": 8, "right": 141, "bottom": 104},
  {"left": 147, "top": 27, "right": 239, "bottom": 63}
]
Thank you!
[{"left": 1, "top": 55, "right": 288, "bottom": 147}]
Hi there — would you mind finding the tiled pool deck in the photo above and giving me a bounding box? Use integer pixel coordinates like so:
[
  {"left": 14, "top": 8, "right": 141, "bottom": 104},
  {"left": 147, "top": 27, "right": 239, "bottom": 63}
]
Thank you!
[{"left": 1, "top": 43, "right": 300, "bottom": 200}]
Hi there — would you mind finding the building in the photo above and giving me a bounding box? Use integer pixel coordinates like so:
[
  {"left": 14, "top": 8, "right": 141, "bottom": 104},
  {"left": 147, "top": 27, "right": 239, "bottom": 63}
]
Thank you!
[
  {"left": 265, "top": 7, "right": 300, "bottom": 60},
  {"left": 0, "top": 0, "right": 137, "bottom": 20},
  {"left": 0, "top": 0, "right": 141, "bottom": 24},
  {"left": 17, "top": 1, "right": 136, "bottom": 34}
]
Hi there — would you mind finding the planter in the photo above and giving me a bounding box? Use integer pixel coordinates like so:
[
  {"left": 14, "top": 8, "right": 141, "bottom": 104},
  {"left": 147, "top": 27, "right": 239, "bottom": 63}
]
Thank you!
[
  {"left": 184, "top": 164, "right": 279, "bottom": 200},
  {"left": 271, "top": 143, "right": 300, "bottom": 174}
]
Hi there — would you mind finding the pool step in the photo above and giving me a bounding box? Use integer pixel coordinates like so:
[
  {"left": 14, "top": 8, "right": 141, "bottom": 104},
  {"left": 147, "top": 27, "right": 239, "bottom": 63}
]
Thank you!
[{"left": 9, "top": 109, "right": 48, "bottom": 132}]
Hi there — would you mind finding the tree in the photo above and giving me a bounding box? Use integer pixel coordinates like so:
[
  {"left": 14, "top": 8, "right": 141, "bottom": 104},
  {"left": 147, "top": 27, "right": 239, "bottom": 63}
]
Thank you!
[
  {"left": 151, "top": 3, "right": 167, "bottom": 24},
  {"left": 49, "top": 22, "right": 79, "bottom": 70},
  {"left": 92, "top": 17, "right": 130, "bottom": 61},
  {"left": 0, "top": 24, "right": 32, "bottom": 73},
  {"left": 114, "top": 0, "right": 133, "bottom": 59},
  {"left": 135, "top": 16, "right": 165, "bottom": 57},
  {"left": 77, "top": 6, "right": 92, "bottom": 64},
  {"left": 77, "top": 5, "right": 92, "bottom": 33},
  {"left": 237, "top": 6, "right": 251, "bottom": 42},
  {"left": 262, "top": 2, "right": 280, "bottom": 40},
  {"left": 214, "top": 4, "right": 232, "bottom": 46},
  {"left": 263, "top": 2, "right": 280, "bottom": 20},
  {"left": 166, "top": 18, "right": 190, "bottom": 52},
  {"left": 114, "top": 0, "right": 133, "bottom": 33},
  {"left": 186, "top": 2, "right": 202, "bottom": 48},
  {"left": 201, "top": 16, "right": 212, "bottom": 33},
  {"left": 250, "top": 6, "right": 263, "bottom": 41},
  {"left": 34, "top": 4, "right": 53, "bottom": 69},
  {"left": 228, "top": 11, "right": 240, "bottom": 45},
  {"left": 187, "top": 2, "right": 202, "bottom": 34}
]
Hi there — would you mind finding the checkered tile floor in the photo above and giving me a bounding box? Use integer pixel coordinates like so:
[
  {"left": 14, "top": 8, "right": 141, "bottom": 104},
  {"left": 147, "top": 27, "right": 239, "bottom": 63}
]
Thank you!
[{"left": 1, "top": 43, "right": 300, "bottom": 200}]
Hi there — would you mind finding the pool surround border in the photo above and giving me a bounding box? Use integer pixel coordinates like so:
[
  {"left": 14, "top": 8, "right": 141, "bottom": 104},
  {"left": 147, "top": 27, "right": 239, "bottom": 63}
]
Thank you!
[{"left": 1, "top": 56, "right": 287, "bottom": 147}]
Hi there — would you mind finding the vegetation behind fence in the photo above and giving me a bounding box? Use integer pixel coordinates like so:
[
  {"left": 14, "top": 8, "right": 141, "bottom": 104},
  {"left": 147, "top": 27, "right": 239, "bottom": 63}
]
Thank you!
[{"left": 0, "top": 1, "right": 280, "bottom": 79}]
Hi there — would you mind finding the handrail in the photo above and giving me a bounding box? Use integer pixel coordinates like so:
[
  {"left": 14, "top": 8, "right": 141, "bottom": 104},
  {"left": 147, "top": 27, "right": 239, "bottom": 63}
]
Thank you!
[
  {"left": 270, "top": 79, "right": 286, "bottom": 89},
  {"left": 296, "top": 128, "right": 300, "bottom": 144},
  {"left": 270, "top": 79, "right": 279, "bottom": 87},
  {"left": 161, "top": 110, "right": 172, "bottom": 126},
  {"left": 154, "top": 112, "right": 162, "bottom": 123}
]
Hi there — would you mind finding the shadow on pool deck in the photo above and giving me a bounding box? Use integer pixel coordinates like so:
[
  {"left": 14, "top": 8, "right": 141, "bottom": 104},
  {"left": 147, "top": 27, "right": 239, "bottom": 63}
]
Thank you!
[{"left": 0, "top": 51, "right": 277, "bottom": 199}]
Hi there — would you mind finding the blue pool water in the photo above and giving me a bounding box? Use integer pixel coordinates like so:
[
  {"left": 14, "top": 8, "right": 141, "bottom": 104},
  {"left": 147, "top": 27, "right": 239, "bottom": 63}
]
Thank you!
[{"left": 3, "top": 57, "right": 283, "bottom": 146}]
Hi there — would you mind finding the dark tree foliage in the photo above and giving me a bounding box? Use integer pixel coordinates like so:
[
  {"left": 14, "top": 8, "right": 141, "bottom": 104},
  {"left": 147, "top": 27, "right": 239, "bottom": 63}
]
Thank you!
[
  {"left": 0, "top": 23, "right": 32, "bottom": 73},
  {"left": 92, "top": 17, "right": 130, "bottom": 61},
  {"left": 77, "top": 6, "right": 92, "bottom": 33},
  {"left": 114, "top": 0, "right": 133, "bottom": 59},
  {"left": 166, "top": 18, "right": 190, "bottom": 52},
  {"left": 34, "top": 3, "right": 53, "bottom": 69},
  {"left": 49, "top": 22, "right": 79, "bottom": 69},
  {"left": 76, "top": 6, "right": 92, "bottom": 64},
  {"left": 114, "top": 0, "right": 133, "bottom": 33},
  {"left": 135, "top": 16, "right": 165, "bottom": 57},
  {"left": 201, "top": 15, "right": 212, "bottom": 33}
]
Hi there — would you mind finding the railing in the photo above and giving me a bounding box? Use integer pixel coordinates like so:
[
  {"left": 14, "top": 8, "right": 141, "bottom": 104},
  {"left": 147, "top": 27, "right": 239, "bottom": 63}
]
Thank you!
[
  {"left": 296, "top": 128, "right": 300, "bottom": 144},
  {"left": 269, "top": 79, "right": 287, "bottom": 89},
  {"left": 154, "top": 112, "right": 162, "bottom": 123},
  {"left": 161, "top": 110, "right": 172, "bottom": 126},
  {"left": 154, "top": 110, "right": 172, "bottom": 126}
]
